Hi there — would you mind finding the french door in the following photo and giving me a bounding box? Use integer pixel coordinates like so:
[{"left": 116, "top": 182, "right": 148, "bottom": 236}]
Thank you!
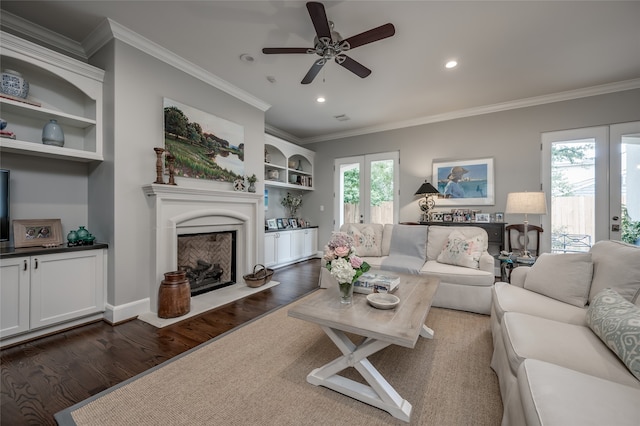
[
  {"left": 333, "top": 152, "right": 399, "bottom": 230},
  {"left": 541, "top": 121, "right": 640, "bottom": 253}
]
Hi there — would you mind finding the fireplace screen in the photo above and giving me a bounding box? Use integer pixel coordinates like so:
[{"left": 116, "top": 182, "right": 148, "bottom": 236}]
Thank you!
[{"left": 177, "top": 231, "right": 236, "bottom": 296}]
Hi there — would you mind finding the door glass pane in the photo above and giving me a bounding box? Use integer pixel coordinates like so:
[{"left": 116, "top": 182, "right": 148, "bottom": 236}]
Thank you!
[
  {"left": 621, "top": 134, "right": 640, "bottom": 246},
  {"left": 550, "top": 139, "right": 595, "bottom": 252},
  {"left": 369, "top": 159, "right": 394, "bottom": 224},
  {"left": 340, "top": 163, "right": 360, "bottom": 226}
]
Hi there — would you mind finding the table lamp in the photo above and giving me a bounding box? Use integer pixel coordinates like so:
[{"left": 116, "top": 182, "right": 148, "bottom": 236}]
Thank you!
[
  {"left": 505, "top": 191, "right": 547, "bottom": 260},
  {"left": 415, "top": 181, "right": 440, "bottom": 222}
]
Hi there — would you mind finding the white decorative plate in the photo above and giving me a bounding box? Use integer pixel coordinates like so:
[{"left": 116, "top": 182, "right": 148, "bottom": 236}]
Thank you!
[{"left": 366, "top": 293, "right": 400, "bottom": 310}]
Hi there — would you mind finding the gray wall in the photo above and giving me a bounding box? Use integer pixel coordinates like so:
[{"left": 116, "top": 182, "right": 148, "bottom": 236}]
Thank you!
[
  {"left": 303, "top": 89, "right": 640, "bottom": 247},
  {"left": 89, "top": 40, "right": 266, "bottom": 310}
]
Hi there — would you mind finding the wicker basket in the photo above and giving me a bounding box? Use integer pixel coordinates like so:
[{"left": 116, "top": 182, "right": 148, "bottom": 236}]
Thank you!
[{"left": 243, "top": 264, "right": 274, "bottom": 288}]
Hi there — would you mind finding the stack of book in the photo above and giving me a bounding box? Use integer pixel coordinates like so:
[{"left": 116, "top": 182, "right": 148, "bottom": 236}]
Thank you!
[{"left": 354, "top": 271, "right": 400, "bottom": 294}]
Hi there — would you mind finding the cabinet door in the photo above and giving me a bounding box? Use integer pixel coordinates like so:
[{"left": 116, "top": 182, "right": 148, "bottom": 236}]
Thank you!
[
  {"left": 303, "top": 229, "right": 318, "bottom": 257},
  {"left": 290, "top": 230, "right": 304, "bottom": 260},
  {"left": 264, "top": 233, "right": 277, "bottom": 267},
  {"left": 276, "top": 232, "right": 293, "bottom": 264},
  {"left": 0, "top": 257, "right": 30, "bottom": 338},
  {"left": 30, "top": 250, "right": 105, "bottom": 329}
]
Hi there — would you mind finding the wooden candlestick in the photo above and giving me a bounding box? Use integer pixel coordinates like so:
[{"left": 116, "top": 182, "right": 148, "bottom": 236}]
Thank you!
[
  {"left": 166, "top": 153, "right": 177, "bottom": 185},
  {"left": 153, "top": 147, "right": 166, "bottom": 184}
]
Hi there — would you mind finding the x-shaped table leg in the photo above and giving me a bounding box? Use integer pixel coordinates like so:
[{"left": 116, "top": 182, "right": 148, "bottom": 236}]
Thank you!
[{"left": 307, "top": 324, "right": 433, "bottom": 422}]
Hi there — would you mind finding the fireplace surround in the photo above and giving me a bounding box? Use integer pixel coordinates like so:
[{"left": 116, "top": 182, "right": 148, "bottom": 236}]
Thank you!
[{"left": 143, "top": 184, "right": 262, "bottom": 314}]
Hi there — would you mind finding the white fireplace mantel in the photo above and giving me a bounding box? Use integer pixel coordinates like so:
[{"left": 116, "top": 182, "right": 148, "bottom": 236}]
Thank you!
[{"left": 143, "top": 184, "right": 263, "bottom": 313}]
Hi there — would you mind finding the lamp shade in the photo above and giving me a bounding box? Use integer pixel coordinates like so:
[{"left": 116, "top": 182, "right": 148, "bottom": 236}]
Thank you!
[
  {"left": 415, "top": 181, "right": 439, "bottom": 195},
  {"left": 505, "top": 192, "right": 548, "bottom": 215}
]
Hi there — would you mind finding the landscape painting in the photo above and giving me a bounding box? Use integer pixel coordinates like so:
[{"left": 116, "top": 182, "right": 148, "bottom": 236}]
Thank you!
[
  {"left": 163, "top": 98, "right": 244, "bottom": 182},
  {"left": 433, "top": 158, "right": 494, "bottom": 206}
]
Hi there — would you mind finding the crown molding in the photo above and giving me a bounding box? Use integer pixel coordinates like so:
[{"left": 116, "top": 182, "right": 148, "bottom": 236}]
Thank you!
[
  {"left": 83, "top": 19, "right": 271, "bottom": 112},
  {"left": 264, "top": 124, "right": 302, "bottom": 145},
  {"left": 299, "top": 78, "right": 640, "bottom": 144},
  {"left": 0, "top": 11, "right": 87, "bottom": 60}
]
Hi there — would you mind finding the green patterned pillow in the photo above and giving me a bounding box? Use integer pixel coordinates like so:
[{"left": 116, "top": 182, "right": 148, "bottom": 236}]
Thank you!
[{"left": 586, "top": 288, "right": 640, "bottom": 381}]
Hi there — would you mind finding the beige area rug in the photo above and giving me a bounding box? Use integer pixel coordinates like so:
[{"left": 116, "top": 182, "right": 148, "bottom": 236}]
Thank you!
[
  {"left": 56, "top": 294, "right": 502, "bottom": 426},
  {"left": 137, "top": 280, "right": 280, "bottom": 328}
]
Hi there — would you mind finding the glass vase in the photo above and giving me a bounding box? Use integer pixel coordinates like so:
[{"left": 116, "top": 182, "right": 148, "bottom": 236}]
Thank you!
[{"left": 339, "top": 282, "right": 354, "bottom": 304}]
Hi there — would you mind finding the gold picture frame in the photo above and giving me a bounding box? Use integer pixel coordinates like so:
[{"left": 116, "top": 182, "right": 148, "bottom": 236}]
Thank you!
[{"left": 13, "top": 219, "right": 63, "bottom": 248}]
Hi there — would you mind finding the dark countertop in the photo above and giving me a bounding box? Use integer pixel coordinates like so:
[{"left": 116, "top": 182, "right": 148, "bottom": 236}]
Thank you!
[
  {"left": 0, "top": 243, "right": 108, "bottom": 258},
  {"left": 265, "top": 225, "right": 318, "bottom": 233}
]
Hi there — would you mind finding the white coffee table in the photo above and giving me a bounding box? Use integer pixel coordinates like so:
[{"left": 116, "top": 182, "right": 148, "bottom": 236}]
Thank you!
[{"left": 288, "top": 273, "right": 439, "bottom": 422}]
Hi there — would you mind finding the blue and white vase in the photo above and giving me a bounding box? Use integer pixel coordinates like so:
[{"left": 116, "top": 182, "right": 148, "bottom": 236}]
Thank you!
[{"left": 42, "top": 119, "right": 64, "bottom": 147}]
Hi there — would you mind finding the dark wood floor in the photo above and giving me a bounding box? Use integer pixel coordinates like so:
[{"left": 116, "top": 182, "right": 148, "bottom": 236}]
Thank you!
[{"left": 1, "top": 258, "right": 321, "bottom": 425}]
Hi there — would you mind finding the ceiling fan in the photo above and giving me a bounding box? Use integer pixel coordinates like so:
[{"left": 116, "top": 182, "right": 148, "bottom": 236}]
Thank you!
[{"left": 262, "top": 1, "right": 395, "bottom": 84}]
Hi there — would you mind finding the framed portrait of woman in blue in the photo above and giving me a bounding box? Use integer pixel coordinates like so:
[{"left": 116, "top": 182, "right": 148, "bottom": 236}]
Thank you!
[{"left": 433, "top": 158, "right": 494, "bottom": 206}]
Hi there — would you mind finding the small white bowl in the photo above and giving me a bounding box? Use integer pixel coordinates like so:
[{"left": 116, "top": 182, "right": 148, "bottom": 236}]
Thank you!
[{"left": 366, "top": 293, "right": 400, "bottom": 310}]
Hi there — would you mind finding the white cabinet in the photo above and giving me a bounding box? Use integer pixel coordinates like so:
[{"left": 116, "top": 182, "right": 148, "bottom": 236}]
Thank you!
[
  {"left": 0, "top": 257, "right": 30, "bottom": 337},
  {"left": 0, "top": 31, "right": 104, "bottom": 162},
  {"left": 302, "top": 228, "right": 318, "bottom": 258},
  {"left": 264, "top": 134, "right": 315, "bottom": 191},
  {"left": 264, "top": 228, "right": 318, "bottom": 268},
  {"left": 0, "top": 248, "right": 106, "bottom": 343},
  {"left": 264, "top": 231, "right": 293, "bottom": 267}
]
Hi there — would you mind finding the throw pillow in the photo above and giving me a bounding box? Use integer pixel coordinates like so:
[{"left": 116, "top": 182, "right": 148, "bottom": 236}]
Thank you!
[
  {"left": 588, "top": 240, "right": 640, "bottom": 304},
  {"left": 436, "top": 230, "right": 483, "bottom": 269},
  {"left": 346, "top": 224, "right": 383, "bottom": 257},
  {"left": 586, "top": 288, "right": 640, "bottom": 381},
  {"left": 523, "top": 253, "right": 593, "bottom": 307}
]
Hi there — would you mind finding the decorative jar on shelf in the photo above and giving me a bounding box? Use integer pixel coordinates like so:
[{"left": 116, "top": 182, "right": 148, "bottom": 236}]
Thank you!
[
  {"left": 42, "top": 119, "right": 65, "bottom": 147},
  {"left": 76, "top": 226, "right": 89, "bottom": 241},
  {"left": 1, "top": 69, "right": 29, "bottom": 98}
]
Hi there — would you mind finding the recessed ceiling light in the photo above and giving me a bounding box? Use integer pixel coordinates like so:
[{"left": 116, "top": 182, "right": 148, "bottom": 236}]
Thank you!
[
  {"left": 445, "top": 60, "right": 458, "bottom": 69},
  {"left": 316, "top": 97, "right": 326, "bottom": 103}
]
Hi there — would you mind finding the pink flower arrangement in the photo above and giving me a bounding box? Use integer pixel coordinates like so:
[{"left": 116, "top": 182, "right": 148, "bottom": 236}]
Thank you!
[{"left": 323, "top": 232, "right": 371, "bottom": 284}]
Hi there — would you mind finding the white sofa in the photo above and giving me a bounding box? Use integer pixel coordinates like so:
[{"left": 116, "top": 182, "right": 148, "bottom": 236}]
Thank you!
[
  {"left": 320, "top": 223, "right": 496, "bottom": 314},
  {"left": 490, "top": 240, "right": 640, "bottom": 425}
]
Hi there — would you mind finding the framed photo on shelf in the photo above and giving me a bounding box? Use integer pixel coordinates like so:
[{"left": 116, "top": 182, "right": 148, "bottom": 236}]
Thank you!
[
  {"left": 475, "top": 213, "right": 491, "bottom": 223},
  {"left": 13, "top": 218, "right": 63, "bottom": 248},
  {"left": 266, "top": 218, "right": 277, "bottom": 230},
  {"left": 495, "top": 212, "right": 504, "bottom": 222},
  {"left": 288, "top": 218, "right": 298, "bottom": 228},
  {"left": 276, "top": 218, "right": 285, "bottom": 229},
  {"left": 433, "top": 157, "right": 495, "bottom": 206}
]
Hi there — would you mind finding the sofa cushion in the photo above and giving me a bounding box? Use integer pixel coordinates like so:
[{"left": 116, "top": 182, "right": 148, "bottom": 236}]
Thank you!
[
  {"left": 422, "top": 260, "right": 494, "bottom": 287},
  {"left": 492, "top": 282, "right": 588, "bottom": 326},
  {"left": 589, "top": 240, "right": 640, "bottom": 305},
  {"left": 436, "top": 230, "right": 484, "bottom": 269},
  {"left": 523, "top": 253, "right": 593, "bottom": 307},
  {"left": 586, "top": 288, "right": 640, "bottom": 381},
  {"left": 426, "top": 225, "right": 488, "bottom": 261},
  {"left": 340, "top": 223, "right": 383, "bottom": 257},
  {"left": 501, "top": 312, "right": 640, "bottom": 388},
  {"left": 518, "top": 359, "right": 640, "bottom": 426}
]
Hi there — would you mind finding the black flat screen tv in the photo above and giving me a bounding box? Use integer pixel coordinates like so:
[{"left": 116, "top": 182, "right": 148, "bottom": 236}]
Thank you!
[{"left": 0, "top": 169, "right": 9, "bottom": 242}]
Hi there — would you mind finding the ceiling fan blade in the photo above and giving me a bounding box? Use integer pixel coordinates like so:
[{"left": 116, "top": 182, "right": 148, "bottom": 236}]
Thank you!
[
  {"left": 335, "top": 55, "right": 371, "bottom": 78},
  {"left": 301, "top": 59, "right": 325, "bottom": 84},
  {"left": 262, "top": 47, "right": 312, "bottom": 54},
  {"left": 306, "top": 2, "right": 331, "bottom": 40},
  {"left": 343, "top": 23, "right": 395, "bottom": 50}
]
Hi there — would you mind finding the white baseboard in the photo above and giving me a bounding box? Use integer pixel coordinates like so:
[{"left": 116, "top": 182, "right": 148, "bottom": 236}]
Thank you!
[{"left": 104, "top": 298, "right": 150, "bottom": 324}]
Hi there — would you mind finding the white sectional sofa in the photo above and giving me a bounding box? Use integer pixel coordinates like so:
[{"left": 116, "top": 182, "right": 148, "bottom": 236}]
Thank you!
[
  {"left": 320, "top": 223, "right": 496, "bottom": 314},
  {"left": 490, "top": 240, "right": 640, "bottom": 425}
]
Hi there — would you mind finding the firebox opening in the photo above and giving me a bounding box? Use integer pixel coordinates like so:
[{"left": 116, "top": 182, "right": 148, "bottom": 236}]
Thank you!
[{"left": 177, "top": 230, "right": 237, "bottom": 296}]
